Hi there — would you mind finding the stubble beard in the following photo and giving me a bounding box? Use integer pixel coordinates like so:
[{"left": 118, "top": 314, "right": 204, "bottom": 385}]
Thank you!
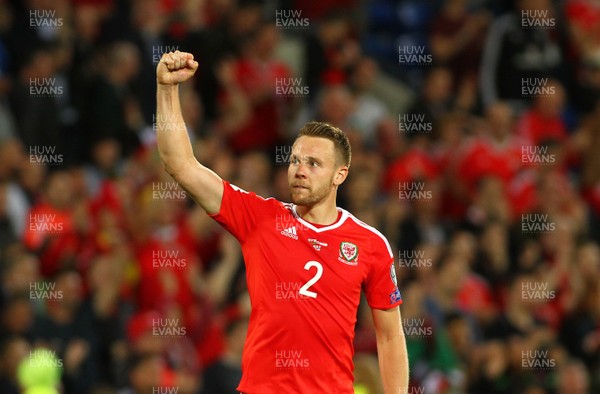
[{"left": 289, "top": 178, "right": 334, "bottom": 207}]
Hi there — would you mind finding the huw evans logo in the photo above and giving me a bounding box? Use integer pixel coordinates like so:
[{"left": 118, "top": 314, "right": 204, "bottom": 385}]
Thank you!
[
  {"left": 29, "top": 213, "right": 63, "bottom": 233},
  {"left": 275, "top": 213, "right": 309, "bottom": 234},
  {"left": 521, "top": 145, "right": 555, "bottom": 165},
  {"left": 153, "top": 113, "right": 186, "bottom": 132},
  {"left": 521, "top": 214, "right": 556, "bottom": 233},
  {"left": 398, "top": 250, "right": 432, "bottom": 269},
  {"left": 276, "top": 78, "right": 309, "bottom": 97},
  {"left": 521, "top": 282, "right": 555, "bottom": 301},
  {"left": 521, "top": 350, "right": 556, "bottom": 369},
  {"left": 152, "top": 182, "right": 186, "bottom": 201},
  {"left": 29, "top": 146, "right": 63, "bottom": 165},
  {"left": 275, "top": 350, "right": 310, "bottom": 368},
  {"left": 152, "top": 387, "right": 179, "bottom": 394},
  {"left": 521, "top": 9, "right": 555, "bottom": 29},
  {"left": 275, "top": 10, "right": 309, "bottom": 28},
  {"left": 153, "top": 45, "right": 180, "bottom": 64},
  {"left": 398, "top": 46, "right": 432, "bottom": 65},
  {"left": 29, "top": 78, "right": 63, "bottom": 97},
  {"left": 30, "top": 282, "right": 63, "bottom": 300},
  {"left": 152, "top": 250, "right": 187, "bottom": 269},
  {"left": 398, "top": 113, "right": 432, "bottom": 134},
  {"left": 403, "top": 318, "right": 433, "bottom": 337},
  {"left": 29, "top": 10, "right": 63, "bottom": 29},
  {"left": 398, "top": 182, "right": 432, "bottom": 201},
  {"left": 275, "top": 145, "right": 292, "bottom": 165},
  {"left": 521, "top": 78, "right": 555, "bottom": 97},
  {"left": 152, "top": 318, "right": 187, "bottom": 337},
  {"left": 28, "top": 349, "right": 63, "bottom": 368},
  {"left": 397, "top": 387, "right": 425, "bottom": 394},
  {"left": 275, "top": 282, "right": 310, "bottom": 301}
]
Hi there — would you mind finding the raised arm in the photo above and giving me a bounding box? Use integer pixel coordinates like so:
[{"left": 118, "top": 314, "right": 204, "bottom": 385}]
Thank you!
[
  {"left": 372, "top": 306, "right": 409, "bottom": 394},
  {"left": 156, "top": 51, "right": 223, "bottom": 214}
]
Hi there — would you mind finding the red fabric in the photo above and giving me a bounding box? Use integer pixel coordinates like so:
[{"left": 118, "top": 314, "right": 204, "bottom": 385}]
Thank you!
[
  {"left": 195, "top": 231, "right": 221, "bottom": 269},
  {"left": 135, "top": 235, "right": 197, "bottom": 314},
  {"left": 383, "top": 148, "right": 439, "bottom": 192},
  {"left": 507, "top": 170, "right": 538, "bottom": 218},
  {"left": 508, "top": 169, "right": 574, "bottom": 219},
  {"left": 433, "top": 144, "right": 469, "bottom": 218},
  {"left": 127, "top": 310, "right": 162, "bottom": 342},
  {"left": 583, "top": 183, "right": 600, "bottom": 216},
  {"left": 565, "top": 0, "right": 600, "bottom": 32},
  {"left": 223, "top": 58, "right": 291, "bottom": 153},
  {"left": 195, "top": 318, "right": 226, "bottom": 367},
  {"left": 209, "top": 181, "right": 401, "bottom": 393},
  {"left": 23, "top": 203, "right": 80, "bottom": 278},
  {"left": 454, "top": 138, "right": 522, "bottom": 196},
  {"left": 456, "top": 274, "right": 496, "bottom": 315},
  {"left": 516, "top": 110, "right": 568, "bottom": 146},
  {"left": 321, "top": 68, "right": 347, "bottom": 85},
  {"left": 160, "top": 367, "right": 177, "bottom": 387}
]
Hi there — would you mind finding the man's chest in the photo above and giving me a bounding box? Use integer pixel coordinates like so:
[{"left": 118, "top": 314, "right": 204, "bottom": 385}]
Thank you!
[{"left": 245, "top": 214, "right": 371, "bottom": 301}]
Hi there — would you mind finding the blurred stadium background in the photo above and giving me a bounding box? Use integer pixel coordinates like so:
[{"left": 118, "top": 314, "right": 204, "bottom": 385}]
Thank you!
[{"left": 0, "top": 0, "right": 599, "bottom": 393}]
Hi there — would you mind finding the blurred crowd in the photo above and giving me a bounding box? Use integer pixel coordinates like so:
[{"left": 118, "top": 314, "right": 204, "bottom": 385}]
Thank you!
[{"left": 0, "top": 0, "right": 600, "bottom": 393}]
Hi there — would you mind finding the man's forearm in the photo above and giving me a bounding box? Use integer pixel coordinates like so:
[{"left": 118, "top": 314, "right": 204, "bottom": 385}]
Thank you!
[
  {"left": 154, "top": 51, "right": 223, "bottom": 214},
  {"left": 156, "top": 83, "right": 195, "bottom": 176},
  {"left": 377, "top": 333, "right": 409, "bottom": 394}
]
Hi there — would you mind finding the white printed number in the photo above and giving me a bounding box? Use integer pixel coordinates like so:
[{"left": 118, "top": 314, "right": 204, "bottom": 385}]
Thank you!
[{"left": 298, "top": 260, "right": 323, "bottom": 298}]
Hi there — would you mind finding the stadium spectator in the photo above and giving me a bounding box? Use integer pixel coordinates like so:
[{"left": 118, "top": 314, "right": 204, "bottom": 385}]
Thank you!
[
  {"left": 215, "top": 22, "right": 292, "bottom": 154},
  {"left": 201, "top": 315, "right": 247, "bottom": 394},
  {"left": 82, "top": 41, "right": 142, "bottom": 159},
  {"left": 348, "top": 57, "right": 390, "bottom": 148},
  {"left": 480, "top": 0, "right": 565, "bottom": 112},
  {"left": 0, "top": 335, "right": 29, "bottom": 394}
]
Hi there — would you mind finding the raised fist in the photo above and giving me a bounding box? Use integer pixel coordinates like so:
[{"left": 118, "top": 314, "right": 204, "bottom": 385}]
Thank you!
[{"left": 156, "top": 51, "right": 199, "bottom": 85}]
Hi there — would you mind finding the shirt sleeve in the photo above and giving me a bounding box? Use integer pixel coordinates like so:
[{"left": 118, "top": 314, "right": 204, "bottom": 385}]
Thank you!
[
  {"left": 208, "top": 180, "right": 275, "bottom": 243},
  {"left": 363, "top": 235, "right": 402, "bottom": 310}
]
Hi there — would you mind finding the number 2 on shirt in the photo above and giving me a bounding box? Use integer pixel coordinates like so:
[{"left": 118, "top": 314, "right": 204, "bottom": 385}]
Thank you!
[{"left": 299, "top": 260, "right": 323, "bottom": 298}]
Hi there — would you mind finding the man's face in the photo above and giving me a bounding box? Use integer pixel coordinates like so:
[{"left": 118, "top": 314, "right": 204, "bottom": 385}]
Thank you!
[{"left": 288, "top": 136, "right": 344, "bottom": 206}]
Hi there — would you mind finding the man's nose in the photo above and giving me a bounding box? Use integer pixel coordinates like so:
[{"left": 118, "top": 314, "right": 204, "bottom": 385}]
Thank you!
[{"left": 294, "top": 162, "right": 307, "bottom": 178}]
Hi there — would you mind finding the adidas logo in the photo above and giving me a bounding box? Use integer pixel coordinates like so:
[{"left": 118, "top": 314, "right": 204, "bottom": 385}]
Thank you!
[{"left": 281, "top": 226, "right": 298, "bottom": 240}]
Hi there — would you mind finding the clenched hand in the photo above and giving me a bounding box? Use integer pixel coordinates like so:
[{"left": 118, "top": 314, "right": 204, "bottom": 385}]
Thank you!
[{"left": 156, "top": 51, "right": 199, "bottom": 85}]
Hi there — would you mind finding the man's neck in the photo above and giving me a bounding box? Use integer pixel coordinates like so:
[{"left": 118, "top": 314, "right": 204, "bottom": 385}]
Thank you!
[{"left": 295, "top": 197, "right": 339, "bottom": 225}]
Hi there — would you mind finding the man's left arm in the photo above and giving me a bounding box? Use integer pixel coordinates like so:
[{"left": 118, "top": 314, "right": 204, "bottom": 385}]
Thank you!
[{"left": 372, "top": 306, "right": 409, "bottom": 394}]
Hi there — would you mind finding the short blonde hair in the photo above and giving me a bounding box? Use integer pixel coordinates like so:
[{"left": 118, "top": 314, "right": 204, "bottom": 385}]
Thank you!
[{"left": 297, "top": 121, "right": 351, "bottom": 167}]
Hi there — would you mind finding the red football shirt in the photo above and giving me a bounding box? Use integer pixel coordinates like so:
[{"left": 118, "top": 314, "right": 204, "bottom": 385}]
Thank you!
[{"left": 209, "top": 181, "right": 402, "bottom": 393}]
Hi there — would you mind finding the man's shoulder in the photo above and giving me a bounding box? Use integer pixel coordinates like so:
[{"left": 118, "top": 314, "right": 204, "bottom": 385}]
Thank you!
[
  {"left": 226, "top": 181, "right": 285, "bottom": 205},
  {"left": 338, "top": 209, "right": 393, "bottom": 256},
  {"left": 220, "top": 181, "right": 292, "bottom": 221}
]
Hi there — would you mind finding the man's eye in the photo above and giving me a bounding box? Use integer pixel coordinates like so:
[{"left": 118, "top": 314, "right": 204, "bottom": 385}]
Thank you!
[{"left": 310, "top": 161, "right": 318, "bottom": 167}]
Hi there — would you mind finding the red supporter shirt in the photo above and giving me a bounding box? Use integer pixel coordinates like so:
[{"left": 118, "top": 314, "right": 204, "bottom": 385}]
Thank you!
[
  {"left": 222, "top": 59, "right": 291, "bottom": 153},
  {"left": 24, "top": 203, "right": 79, "bottom": 278},
  {"left": 516, "top": 110, "right": 567, "bottom": 146},
  {"left": 209, "top": 181, "right": 402, "bottom": 393},
  {"left": 455, "top": 138, "right": 522, "bottom": 194},
  {"left": 566, "top": 1, "right": 600, "bottom": 48},
  {"left": 383, "top": 148, "right": 439, "bottom": 192}
]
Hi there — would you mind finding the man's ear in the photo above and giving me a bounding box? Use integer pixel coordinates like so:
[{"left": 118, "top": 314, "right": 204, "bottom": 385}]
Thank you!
[{"left": 333, "top": 166, "right": 349, "bottom": 186}]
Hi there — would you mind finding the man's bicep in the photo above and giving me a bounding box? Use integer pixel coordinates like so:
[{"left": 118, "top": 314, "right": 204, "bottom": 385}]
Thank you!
[
  {"left": 371, "top": 307, "right": 402, "bottom": 340},
  {"left": 172, "top": 158, "right": 224, "bottom": 215}
]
